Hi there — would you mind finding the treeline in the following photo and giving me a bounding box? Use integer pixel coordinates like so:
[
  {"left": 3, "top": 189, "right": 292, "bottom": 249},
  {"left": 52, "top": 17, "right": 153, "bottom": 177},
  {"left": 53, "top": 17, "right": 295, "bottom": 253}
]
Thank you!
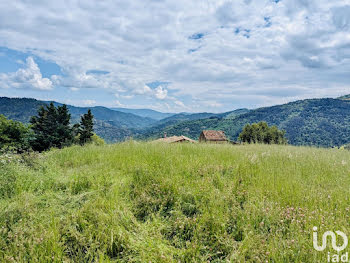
[
  {"left": 0, "top": 103, "right": 98, "bottom": 153},
  {"left": 239, "top": 121, "right": 287, "bottom": 144},
  {"left": 0, "top": 115, "right": 32, "bottom": 152}
]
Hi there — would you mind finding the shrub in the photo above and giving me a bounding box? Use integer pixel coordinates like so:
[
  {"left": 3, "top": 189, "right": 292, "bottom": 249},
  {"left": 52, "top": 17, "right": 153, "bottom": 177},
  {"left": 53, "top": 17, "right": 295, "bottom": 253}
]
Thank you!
[
  {"left": 239, "top": 121, "right": 287, "bottom": 144},
  {"left": 0, "top": 115, "right": 32, "bottom": 153},
  {"left": 91, "top": 134, "right": 105, "bottom": 146}
]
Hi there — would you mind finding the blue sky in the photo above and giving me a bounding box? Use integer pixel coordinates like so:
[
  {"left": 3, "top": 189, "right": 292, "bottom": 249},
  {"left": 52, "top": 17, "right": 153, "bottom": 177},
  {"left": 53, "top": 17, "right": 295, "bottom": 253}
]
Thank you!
[{"left": 0, "top": 0, "right": 349, "bottom": 112}]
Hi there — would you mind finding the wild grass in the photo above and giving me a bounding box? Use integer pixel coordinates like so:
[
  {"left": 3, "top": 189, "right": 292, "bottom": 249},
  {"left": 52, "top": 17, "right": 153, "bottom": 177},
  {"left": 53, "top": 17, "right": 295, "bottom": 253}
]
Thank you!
[{"left": 1, "top": 142, "right": 350, "bottom": 262}]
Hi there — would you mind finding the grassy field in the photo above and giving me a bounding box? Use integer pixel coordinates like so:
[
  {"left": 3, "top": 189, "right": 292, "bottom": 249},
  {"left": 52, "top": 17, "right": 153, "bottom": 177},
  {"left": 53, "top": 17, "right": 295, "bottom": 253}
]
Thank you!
[{"left": 1, "top": 142, "right": 350, "bottom": 262}]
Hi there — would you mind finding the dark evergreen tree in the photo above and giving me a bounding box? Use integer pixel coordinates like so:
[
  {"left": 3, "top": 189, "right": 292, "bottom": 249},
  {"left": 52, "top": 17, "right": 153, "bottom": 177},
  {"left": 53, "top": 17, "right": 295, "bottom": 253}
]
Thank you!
[
  {"left": 79, "top": 109, "right": 94, "bottom": 145},
  {"left": 30, "top": 104, "right": 51, "bottom": 151},
  {"left": 30, "top": 103, "right": 73, "bottom": 151},
  {"left": 56, "top": 104, "right": 73, "bottom": 147}
]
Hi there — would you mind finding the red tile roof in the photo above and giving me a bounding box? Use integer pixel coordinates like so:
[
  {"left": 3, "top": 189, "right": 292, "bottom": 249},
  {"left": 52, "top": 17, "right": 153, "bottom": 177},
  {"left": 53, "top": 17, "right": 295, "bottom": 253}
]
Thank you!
[{"left": 201, "top": 130, "right": 227, "bottom": 141}]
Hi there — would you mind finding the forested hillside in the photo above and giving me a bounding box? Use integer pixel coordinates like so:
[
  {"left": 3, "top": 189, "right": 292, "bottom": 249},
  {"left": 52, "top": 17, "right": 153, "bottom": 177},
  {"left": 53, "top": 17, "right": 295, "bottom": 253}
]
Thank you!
[
  {"left": 150, "top": 112, "right": 218, "bottom": 129},
  {"left": 2, "top": 97, "right": 350, "bottom": 147},
  {"left": 142, "top": 98, "right": 350, "bottom": 147},
  {"left": 338, "top": 94, "right": 350, "bottom": 100},
  {"left": 0, "top": 97, "right": 45, "bottom": 123},
  {"left": 111, "top": 107, "right": 174, "bottom": 120},
  {"left": 0, "top": 97, "right": 155, "bottom": 142},
  {"left": 52, "top": 103, "right": 157, "bottom": 129}
]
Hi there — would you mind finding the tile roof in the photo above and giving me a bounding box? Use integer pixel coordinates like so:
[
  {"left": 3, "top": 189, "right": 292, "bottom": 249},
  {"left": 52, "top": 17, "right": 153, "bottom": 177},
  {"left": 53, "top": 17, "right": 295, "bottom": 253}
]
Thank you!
[
  {"left": 154, "top": 135, "right": 197, "bottom": 143},
  {"left": 201, "top": 130, "right": 227, "bottom": 141}
]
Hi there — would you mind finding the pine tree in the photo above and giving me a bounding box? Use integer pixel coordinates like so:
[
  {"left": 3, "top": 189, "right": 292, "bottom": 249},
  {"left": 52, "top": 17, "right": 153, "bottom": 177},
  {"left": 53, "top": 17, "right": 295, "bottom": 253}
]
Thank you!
[
  {"left": 56, "top": 104, "right": 73, "bottom": 147},
  {"left": 30, "top": 104, "right": 52, "bottom": 151},
  {"left": 30, "top": 103, "right": 73, "bottom": 151},
  {"left": 79, "top": 109, "right": 94, "bottom": 145}
]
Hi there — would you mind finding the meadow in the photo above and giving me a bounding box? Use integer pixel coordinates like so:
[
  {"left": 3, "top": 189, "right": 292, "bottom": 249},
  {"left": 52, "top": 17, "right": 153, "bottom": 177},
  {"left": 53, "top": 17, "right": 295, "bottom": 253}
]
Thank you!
[{"left": 1, "top": 142, "right": 350, "bottom": 262}]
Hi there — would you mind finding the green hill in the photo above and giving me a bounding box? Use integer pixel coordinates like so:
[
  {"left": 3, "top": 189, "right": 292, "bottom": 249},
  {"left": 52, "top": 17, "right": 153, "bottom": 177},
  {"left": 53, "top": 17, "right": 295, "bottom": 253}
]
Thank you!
[
  {"left": 338, "top": 94, "right": 350, "bottom": 100},
  {"left": 142, "top": 98, "right": 350, "bottom": 147},
  {"left": 0, "top": 97, "right": 45, "bottom": 123},
  {"left": 220, "top": 108, "right": 250, "bottom": 119},
  {"left": 111, "top": 107, "right": 174, "bottom": 120},
  {"left": 143, "top": 109, "right": 250, "bottom": 138},
  {"left": 1, "top": 142, "right": 349, "bottom": 262},
  {"left": 0, "top": 97, "right": 157, "bottom": 142},
  {"left": 153, "top": 112, "right": 218, "bottom": 127},
  {"left": 3, "top": 97, "right": 350, "bottom": 147},
  {"left": 50, "top": 102, "right": 157, "bottom": 129},
  {"left": 156, "top": 109, "right": 250, "bottom": 125}
]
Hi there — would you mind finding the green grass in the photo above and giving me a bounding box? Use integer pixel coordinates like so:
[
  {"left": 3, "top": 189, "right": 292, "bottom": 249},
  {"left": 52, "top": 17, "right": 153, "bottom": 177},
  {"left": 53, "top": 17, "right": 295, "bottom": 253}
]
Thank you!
[{"left": 1, "top": 142, "right": 350, "bottom": 262}]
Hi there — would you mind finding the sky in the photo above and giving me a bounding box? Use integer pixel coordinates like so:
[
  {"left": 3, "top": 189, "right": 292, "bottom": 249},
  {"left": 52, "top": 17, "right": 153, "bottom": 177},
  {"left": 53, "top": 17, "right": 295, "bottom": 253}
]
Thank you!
[{"left": 0, "top": 0, "right": 350, "bottom": 113}]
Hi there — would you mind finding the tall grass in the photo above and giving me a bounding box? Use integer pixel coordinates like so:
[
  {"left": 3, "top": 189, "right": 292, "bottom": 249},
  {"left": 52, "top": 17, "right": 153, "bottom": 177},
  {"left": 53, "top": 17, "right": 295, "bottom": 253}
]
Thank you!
[{"left": 1, "top": 142, "right": 350, "bottom": 262}]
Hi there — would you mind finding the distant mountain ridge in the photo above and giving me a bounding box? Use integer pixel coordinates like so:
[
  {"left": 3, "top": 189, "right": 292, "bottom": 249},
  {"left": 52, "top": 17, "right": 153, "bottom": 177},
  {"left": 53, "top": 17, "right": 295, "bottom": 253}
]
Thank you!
[
  {"left": 141, "top": 98, "right": 350, "bottom": 147},
  {"left": 50, "top": 102, "right": 156, "bottom": 129},
  {"left": 154, "top": 112, "right": 217, "bottom": 126},
  {"left": 111, "top": 107, "right": 174, "bottom": 120},
  {"left": 2, "top": 96, "right": 350, "bottom": 147},
  {"left": 0, "top": 97, "right": 157, "bottom": 142},
  {"left": 0, "top": 97, "right": 232, "bottom": 143},
  {"left": 144, "top": 109, "right": 251, "bottom": 134},
  {"left": 338, "top": 94, "right": 350, "bottom": 100}
]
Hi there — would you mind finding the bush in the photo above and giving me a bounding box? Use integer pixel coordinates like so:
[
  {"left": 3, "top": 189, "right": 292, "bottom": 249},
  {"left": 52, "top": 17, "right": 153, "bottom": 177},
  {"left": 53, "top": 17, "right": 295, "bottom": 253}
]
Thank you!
[
  {"left": 0, "top": 115, "right": 32, "bottom": 153},
  {"left": 239, "top": 121, "right": 287, "bottom": 144},
  {"left": 91, "top": 134, "right": 105, "bottom": 146}
]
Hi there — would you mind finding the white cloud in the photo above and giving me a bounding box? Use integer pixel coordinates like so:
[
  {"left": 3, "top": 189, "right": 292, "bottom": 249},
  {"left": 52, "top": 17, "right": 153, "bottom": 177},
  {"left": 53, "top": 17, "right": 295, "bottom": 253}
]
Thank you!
[
  {"left": 15, "top": 59, "right": 24, "bottom": 65},
  {"left": 154, "top": 86, "right": 168, "bottom": 100},
  {"left": 0, "top": 0, "right": 350, "bottom": 111},
  {"left": 133, "top": 85, "right": 152, "bottom": 95},
  {"left": 332, "top": 5, "right": 350, "bottom": 31},
  {"left": 114, "top": 100, "right": 124, "bottom": 107},
  {"left": 83, "top": 99, "right": 96, "bottom": 106},
  {"left": 0, "top": 57, "right": 53, "bottom": 90},
  {"left": 174, "top": 100, "right": 185, "bottom": 107},
  {"left": 121, "top": 95, "right": 134, "bottom": 99}
]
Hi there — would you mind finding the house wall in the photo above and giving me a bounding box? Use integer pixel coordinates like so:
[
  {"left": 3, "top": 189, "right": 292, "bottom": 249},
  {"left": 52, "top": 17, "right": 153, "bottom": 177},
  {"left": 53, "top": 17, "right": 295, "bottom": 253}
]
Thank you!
[
  {"left": 205, "top": 140, "right": 228, "bottom": 144},
  {"left": 199, "top": 133, "right": 206, "bottom": 142},
  {"left": 199, "top": 132, "right": 228, "bottom": 143}
]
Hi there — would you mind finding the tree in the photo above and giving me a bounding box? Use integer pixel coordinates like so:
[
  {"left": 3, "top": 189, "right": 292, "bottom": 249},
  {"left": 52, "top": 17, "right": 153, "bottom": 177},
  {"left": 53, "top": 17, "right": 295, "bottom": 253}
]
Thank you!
[
  {"left": 239, "top": 121, "right": 287, "bottom": 145},
  {"left": 91, "top": 133, "right": 105, "bottom": 146},
  {"left": 0, "top": 115, "right": 32, "bottom": 152},
  {"left": 56, "top": 104, "right": 73, "bottom": 147},
  {"left": 30, "top": 103, "right": 73, "bottom": 151},
  {"left": 79, "top": 109, "right": 94, "bottom": 145}
]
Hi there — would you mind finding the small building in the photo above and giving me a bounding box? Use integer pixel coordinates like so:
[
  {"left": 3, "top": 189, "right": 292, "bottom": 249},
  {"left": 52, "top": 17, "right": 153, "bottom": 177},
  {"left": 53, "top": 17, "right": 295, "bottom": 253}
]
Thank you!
[
  {"left": 154, "top": 135, "right": 197, "bottom": 144},
  {"left": 199, "top": 130, "right": 228, "bottom": 143}
]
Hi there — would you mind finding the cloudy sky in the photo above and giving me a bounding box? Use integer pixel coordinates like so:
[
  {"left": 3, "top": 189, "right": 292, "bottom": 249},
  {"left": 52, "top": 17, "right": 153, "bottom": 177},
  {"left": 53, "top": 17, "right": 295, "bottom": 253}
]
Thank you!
[{"left": 0, "top": 0, "right": 349, "bottom": 112}]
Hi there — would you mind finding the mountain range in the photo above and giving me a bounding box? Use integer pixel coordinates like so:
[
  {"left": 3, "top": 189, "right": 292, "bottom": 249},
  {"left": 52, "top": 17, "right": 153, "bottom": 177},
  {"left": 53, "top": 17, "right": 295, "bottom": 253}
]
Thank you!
[
  {"left": 0, "top": 97, "right": 154, "bottom": 142},
  {"left": 142, "top": 98, "right": 350, "bottom": 147},
  {"left": 111, "top": 107, "right": 174, "bottom": 120},
  {"left": 1, "top": 96, "right": 350, "bottom": 147}
]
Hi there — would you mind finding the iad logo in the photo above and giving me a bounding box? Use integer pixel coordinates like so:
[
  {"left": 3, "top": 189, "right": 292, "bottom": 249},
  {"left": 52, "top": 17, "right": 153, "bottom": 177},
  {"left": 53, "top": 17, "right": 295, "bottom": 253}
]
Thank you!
[
  {"left": 313, "top": 227, "right": 348, "bottom": 252},
  {"left": 313, "top": 227, "right": 349, "bottom": 262}
]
